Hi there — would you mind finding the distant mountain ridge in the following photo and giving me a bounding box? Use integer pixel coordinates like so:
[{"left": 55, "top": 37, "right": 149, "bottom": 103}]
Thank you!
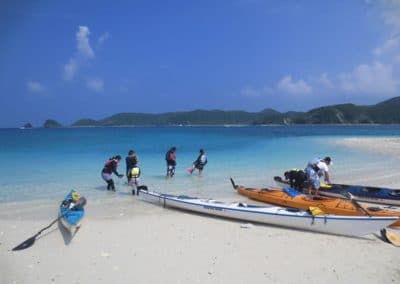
[{"left": 67, "top": 96, "right": 400, "bottom": 126}]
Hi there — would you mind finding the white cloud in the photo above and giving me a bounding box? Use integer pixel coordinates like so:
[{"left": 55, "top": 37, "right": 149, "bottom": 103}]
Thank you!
[
  {"left": 373, "top": 37, "right": 399, "bottom": 56},
  {"left": 339, "top": 61, "right": 398, "bottom": 95},
  {"left": 277, "top": 75, "right": 312, "bottom": 95},
  {"left": 366, "top": 0, "right": 400, "bottom": 32},
  {"left": 63, "top": 58, "right": 78, "bottom": 81},
  {"left": 76, "top": 26, "right": 94, "bottom": 58},
  {"left": 381, "top": 1, "right": 400, "bottom": 33},
  {"left": 86, "top": 78, "right": 104, "bottom": 92},
  {"left": 98, "top": 32, "right": 110, "bottom": 46},
  {"left": 318, "top": 73, "right": 333, "bottom": 88},
  {"left": 63, "top": 26, "right": 95, "bottom": 80},
  {"left": 27, "top": 80, "right": 45, "bottom": 93}
]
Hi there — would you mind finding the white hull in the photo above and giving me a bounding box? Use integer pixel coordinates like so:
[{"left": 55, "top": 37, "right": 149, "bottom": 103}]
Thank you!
[
  {"left": 139, "top": 190, "right": 398, "bottom": 237},
  {"left": 59, "top": 215, "right": 82, "bottom": 235}
]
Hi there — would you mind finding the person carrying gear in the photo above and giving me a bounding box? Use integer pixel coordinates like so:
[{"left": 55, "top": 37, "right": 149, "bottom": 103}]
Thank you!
[{"left": 188, "top": 149, "right": 208, "bottom": 176}]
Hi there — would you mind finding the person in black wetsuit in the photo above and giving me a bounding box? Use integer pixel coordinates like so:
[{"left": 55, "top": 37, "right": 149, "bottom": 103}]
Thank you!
[
  {"left": 188, "top": 149, "right": 208, "bottom": 176},
  {"left": 101, "top": 155, "right": 124, "bottom": 191},
  {"left": 284, "top": 169, "right": 307, "bottom": 191},
  {"left": 125, "top": 150, "right": 139, "bottom": 183},
  {"left": 165, "top": 147, "right": 177, "bottom": 177}
]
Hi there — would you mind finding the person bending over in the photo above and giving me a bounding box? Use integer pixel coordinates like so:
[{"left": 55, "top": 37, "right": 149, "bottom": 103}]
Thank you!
[
  {"left": 305, "top": 156, "right": 332, "bottom": 196},
  {"left": 101, "top": 155, "right": 124, "bottom": 191},
  {"left": 284, "top": 168, "right": 306, "bottom": 191}
]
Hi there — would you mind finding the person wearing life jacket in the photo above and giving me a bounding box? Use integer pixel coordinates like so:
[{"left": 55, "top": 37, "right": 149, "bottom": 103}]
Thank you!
[
  {"left": 101, "top": 155, "right": 124, "bottom": 191},
  {"left": 165, "top": 147, "right": 177, "bottom": 177},
  {"left": 284, "top": 168, "right": 306, "bottom": 190},
  {"left": 305, "top": 156, "right": 332, "bottom": 196},
  {"left": 125, "top": 150, "right": 139, "bottom": 183},
  {"left": 128, "top": 166, "right": 141, "bottom": 195},
  {"left": 188, "top": 149, "right": 208, "bottom": 176}
]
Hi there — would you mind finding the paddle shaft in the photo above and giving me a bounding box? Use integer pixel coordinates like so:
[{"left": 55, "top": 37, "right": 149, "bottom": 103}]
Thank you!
[
  {"left": 12, "top": 204, "right": 75, "bottom": 251},
  {"left": 346, "top": 193, "right": 371, "bottom": 217},
  {"left": 37, "top": 215, "right": 63, "bottom": 236}
]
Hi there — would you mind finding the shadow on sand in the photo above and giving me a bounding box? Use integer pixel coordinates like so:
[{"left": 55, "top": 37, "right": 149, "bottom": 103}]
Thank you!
[{"left": 57, "top": 221, "right": 78, "bottom": 245}]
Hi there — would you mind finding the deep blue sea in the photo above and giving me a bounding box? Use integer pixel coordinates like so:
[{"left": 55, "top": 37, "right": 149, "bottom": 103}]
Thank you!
[{"left": 1, "top": 125, "right": 400, "bottom": 203}]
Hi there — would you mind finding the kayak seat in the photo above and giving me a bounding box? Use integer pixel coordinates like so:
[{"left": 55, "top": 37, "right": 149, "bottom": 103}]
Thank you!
[
  {"left": 362, "top": 187, "right": 381, "bottom": 193},
  {"left": 367, "top": 207, "right": 383, "bottom": 212},
  {"left": 390, "top": 190, "right": 400, "bottom": 197}
]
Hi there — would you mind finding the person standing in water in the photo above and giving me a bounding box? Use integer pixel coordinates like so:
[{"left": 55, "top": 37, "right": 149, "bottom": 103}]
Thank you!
[
  {"left": 125, "top": 150, "right": 139, "bottom": 183},
  {"left": 101, "top": 155, "right": 124, "bottom": 191},
  {"left": 165, "top": 147, "right": 177, "bottom": 177},
  {"left": 188, "top": 149, "right": 208, "bottom": 176}
]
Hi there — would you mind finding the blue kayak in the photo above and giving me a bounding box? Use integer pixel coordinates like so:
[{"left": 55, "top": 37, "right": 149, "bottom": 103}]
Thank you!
[
  {"left": 274, "top": 176, "right": 400, "bottom": 206},
  {"left": 59, "top": 190, "right": 85, "bottom": 234}
]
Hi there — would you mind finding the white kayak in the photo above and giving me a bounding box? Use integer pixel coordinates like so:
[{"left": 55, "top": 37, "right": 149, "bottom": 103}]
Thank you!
[{"left": 138, "top": 189, "right": 399, "bottom": 237}]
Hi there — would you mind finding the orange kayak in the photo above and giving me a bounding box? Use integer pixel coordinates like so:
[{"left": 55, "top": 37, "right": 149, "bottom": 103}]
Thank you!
[{"left": 233, "top": 182, "right": 400, "bottom": 227}]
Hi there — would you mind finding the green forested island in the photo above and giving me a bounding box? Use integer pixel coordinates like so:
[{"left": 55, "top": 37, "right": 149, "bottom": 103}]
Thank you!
[{"left": 53, "top": 96, "right": 400, "bottom": 127}]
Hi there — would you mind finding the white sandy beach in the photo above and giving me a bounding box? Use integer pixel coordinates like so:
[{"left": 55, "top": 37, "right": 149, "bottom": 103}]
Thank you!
[
  {"left": 335, "top": 137, "right": 400, "bottom": 156},
  {"left": 1, "top": 137, "right": 400, "bottom": 284}
]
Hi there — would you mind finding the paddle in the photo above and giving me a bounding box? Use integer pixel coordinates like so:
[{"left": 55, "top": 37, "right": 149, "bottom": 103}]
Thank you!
[
  {"left": 230, "top": 178, "right": 237, "bottom": 189},
  {"left": 381, "top": 228, "right": 400, "bottom": 247},
  {"left": 12, "top": 202, "right": 76, "bottom": 251},
  {"left": 12, "top": 214, "right": 64, "bottom": 251},
  {"left": 344, "top": 192, "right": 371, "bottom": 217}
]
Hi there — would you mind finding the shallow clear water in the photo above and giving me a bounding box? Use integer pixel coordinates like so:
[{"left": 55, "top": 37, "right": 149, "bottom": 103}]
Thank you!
[{"left": 1, "top": 125, "right": 400, "bottom": 202}]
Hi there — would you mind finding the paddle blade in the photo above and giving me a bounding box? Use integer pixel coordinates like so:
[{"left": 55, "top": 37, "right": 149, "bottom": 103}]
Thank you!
[
  {"left": 230, "top": 178, "right": 237, "bottom": 189},
  {"left": 273, "top": 176, "right": 283, "bottom": 182},
  {"left": 12, "top": 235, "right": 37, "bottom": 251},
  {"left": 381, "top": 228, "right": 400, "bottom": 247}
]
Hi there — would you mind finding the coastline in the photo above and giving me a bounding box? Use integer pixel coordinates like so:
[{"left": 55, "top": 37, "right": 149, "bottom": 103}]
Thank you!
[
  {"left": 8, "top": 123, "right": 400, "bottom": 129},
  {"left": 334, "top": 137, "right": 400, "bottom": 155},
  {"left": 1, "top": 136, "right": 400, "bottom": 283}
]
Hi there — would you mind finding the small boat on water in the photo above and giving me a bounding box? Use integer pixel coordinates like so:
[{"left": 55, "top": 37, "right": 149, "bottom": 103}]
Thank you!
[
  {"left": 138, "top": 188, "right": 399, "bottom": 237},
  {"left": 233, "top": 179, "right": 400, "bottom": 227},
  {"left": 59, "top": 190, "right": 86, "bottom": 235},
  {"left": 274, "top": 176, "right": 400, "bottom": 206}
]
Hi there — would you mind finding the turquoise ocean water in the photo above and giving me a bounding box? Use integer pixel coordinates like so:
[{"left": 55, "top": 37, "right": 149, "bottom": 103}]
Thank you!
[{"left": 1, "top": 125, "right": 400, "bottom": 203}]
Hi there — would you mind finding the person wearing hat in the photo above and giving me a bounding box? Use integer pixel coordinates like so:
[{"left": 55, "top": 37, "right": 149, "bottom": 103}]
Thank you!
[
  {"left": 101, "top": 155, "right": 124, "bottom": 191},
  {"left": 305, "top": 156, "right": 333, "bottom": 196}
]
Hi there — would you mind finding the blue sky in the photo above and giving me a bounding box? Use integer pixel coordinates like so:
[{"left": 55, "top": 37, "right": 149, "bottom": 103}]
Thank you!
[{"left": 1, "top": 0, "right": 400, "bottom": 127}]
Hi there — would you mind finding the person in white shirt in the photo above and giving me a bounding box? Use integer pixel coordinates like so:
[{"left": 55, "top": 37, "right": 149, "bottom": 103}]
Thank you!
[
  {"left": 305, "top": 156, "right": 332, "bottom": 196},
  {"left": 188, "top": 149, "right": 208, "bottom": 176}
]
